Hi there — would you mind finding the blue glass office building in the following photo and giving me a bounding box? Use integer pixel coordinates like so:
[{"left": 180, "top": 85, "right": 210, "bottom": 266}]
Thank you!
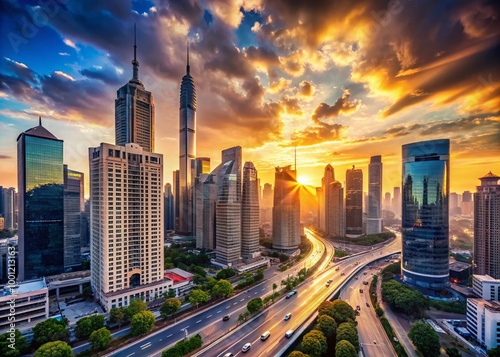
[
  {"left": 402, "top": 139, "right": 450, "bottom": 289},
  {"left": 17, "top": 121, "right": 64, "bottom": 281}
]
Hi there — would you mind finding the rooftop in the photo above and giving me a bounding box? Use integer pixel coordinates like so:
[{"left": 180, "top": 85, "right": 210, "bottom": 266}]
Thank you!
[
  {"left": 0, "top": 278, "right": 47, "bottom": 297},
  {"left": 474, "top": 274, "right": 500, "bottom": 283}
]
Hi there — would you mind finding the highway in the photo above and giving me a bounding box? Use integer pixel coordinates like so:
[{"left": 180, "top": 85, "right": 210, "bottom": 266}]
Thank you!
[
  {"left": 340, "top": 264, "right": 396, "bottom": 357},
  {"left": 106, "top": 229, "right": 327, "bottom": 357},
  {"left": 195, "top": 231, "right": 401, "bottom": 357},
  {"left": 107, "top": 230, "right": 400, "bottom": 357}
]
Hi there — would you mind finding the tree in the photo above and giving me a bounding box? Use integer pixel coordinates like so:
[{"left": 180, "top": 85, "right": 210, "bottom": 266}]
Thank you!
[
  {"left": 160, "top": 298, "right": 182, "bottom": 318},
  {"left": 247, "top": 297, "right": 264, "bottom": 314},
  {"left": 34, "top": 341, "right": 72, "bottom": 357},
  {"left": 75, "top": 314, "right": 105, "bottom": 339},
  {"left": 33, "top": 318, "right": 69, "bottom": 345},
  {"left": 126, "top": 299, "right": 147, "bottom": 320},
  {"left": 331, "top": 300, "right": 356, "bottom": 324},
  {"left": 0, "top": 329, "right": 29, "bottom": 357},
  {"left": 335, "top": 340, "right": 357, "bottom": 357},
  {"left": 488, "top": 347, "right": 500, "bottom": 357},
  {"left": 336, "top": 322, "right": 359, "bottom": 351},
  {"left": 189, "top": 289, "right": 210, "bottom": 308},
  {"left": 130, "top": 310, "right": 156, "bottom": 336},
  {"left": 446, "top": 347, "right": 462, "bottom": 357},
  {"left": 164, "top": 288, "right": 176, "bottom": 298},
  {"left": 211, "top": 279, "right": 234, "bottom": 299},
  {"left": 89, "top": 327, "right": 112, "bottom": 350},
  {"left": 109, "top": 307, "right": 126, "bottom": 328},
  {"left": 317, "top": 300, "right": 335, "bottom": 318},
  {"left": 408, "top": 321, "right": 440, "bottom": 357},
  {"left": 288, "top": 351, "right": 309, "bottom": 357},
  {"left": 301, "top": 330, "right": 327, "bottom": 357},
  {"left": 317, "top": 314, "right": 337, "bottom": 338},
  {"left": 272, "top": 283, "right": 278, "bottom": 302},
  {"left": 216, "top": 268, "right": 235, "bottom": 280}
]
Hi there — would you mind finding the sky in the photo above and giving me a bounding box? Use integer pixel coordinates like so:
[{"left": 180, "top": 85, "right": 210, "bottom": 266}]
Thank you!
[{"left": 0, "top": 0, "right": 499, "bottom": 198}]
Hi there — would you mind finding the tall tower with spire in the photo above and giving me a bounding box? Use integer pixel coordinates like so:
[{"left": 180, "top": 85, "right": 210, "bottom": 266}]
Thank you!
[
  {"left": 178, "top": 44, "right": 197, "bottom": 235},
  {"left": 115, "top": 24, "right": 155, "bottom": 152}
]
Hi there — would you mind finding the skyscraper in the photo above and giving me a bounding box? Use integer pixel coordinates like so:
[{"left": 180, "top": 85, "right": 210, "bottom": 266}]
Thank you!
[
  {"left": 164, "top": 183, "right": 175, "bottom": 232},
  {"left": 462, "top": 190, "right": 473, "bottom": 216},
  {"left": 89, "top": 143, "right": 169, "bottom": 311},
  {"left": 17, "top": 119, "right": 64, "bottom": 281},
  {"left": 63, "top": 165, "right": 83, "bottom": 271},
  {"left": 261, "top": 183, "right": 273, "bottom": 224},
  {"left": 393, "top": 187, "right": 401, "bottom": 216},
  {"left": 178, "top": 46, "right": 197, "bottom": 235},
  {"left": 327, "top": 181, "right": 345, "bottom": 237},
  {"left": 241, "top": 162, "right": 260, "bottom": 260},
  {"left": 173, "top": 170, "right": 180, "bottom": 231},
  {"left": 384, "top": 192, "right": 391, "bottom": 211},
  {"left": 0, "top": 187, "right": 4, "bottom": 220},
  {"left": 402, "top": 139, "right": 450, "bottom": 289},
  {"left": 321, "top": 164, "right": 334, "bottom": 233},
  {"left": 316, "top": 187, "right": 324, "bottom": 230},
  {"left": 115, "top": 26, "right": 155, "bottom": 152},
  {"left": 367, "top": 155, "right": 383, "bottom": 234},
  {"left": 272, "top": 166, "right": 300, "bottom": 250},
  {"left": 345, "top": 166, "right": 363, "bottom": 236},
  {"left": 215, "top": 147, "right": 242, "bottom": 265},
  {"left": 1, "top": 187, "right": 15, "bottom": 231},
  {"left": 473, "top": 172, "right": 500, "bottom": 279}
]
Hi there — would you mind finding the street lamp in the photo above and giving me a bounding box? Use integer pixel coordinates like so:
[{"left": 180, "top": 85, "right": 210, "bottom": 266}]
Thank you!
[{"left": 181, "top": 328, "right": 188, "bottom": 339}]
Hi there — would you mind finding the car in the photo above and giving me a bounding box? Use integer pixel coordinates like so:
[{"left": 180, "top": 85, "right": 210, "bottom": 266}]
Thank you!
[
  {"left": 335, "top": 267, "right": 340, "bottom": 271},
  {"left": 355, "top": 276, "right": 358, "bottom": 280},
  {"left": 223, "top": 315, "right": 230, "bottom": 321},
  {"left": 327, "top": 279, "right": 333, "bottom": 283},
  {"left": 284, "top": 313, "right": 292, "bottom": 320},
  {"left": 366, "top": 302, "right": 370, "bottom": 307},
  {"left": 373, "top": 340, "right": 377, "bottom": 344},
  {"left": 393, "top": 337, "right": 399, "bottom": 343},
  {"left": 359, "top": 289, "right": 363, "bottom": 293},
  {"left": 325, "top": 282, "right": 330, "bottom": 287},
  {"left": 286, "top": 290, "right": 297, "bottom": 299},
  {"left": 285, "top": 329, "right": 295, "bottom": 338},
  {"left": 261, "top": 331, "right": 271, "bottom": 341},
  {"left": 242, "top": 343, "right": 251, "bottom": 352},
  {"left": 363, "top": 281, "right": 369, "bottom": 285},
  {"left": 341, "top": 272, "right": 345, "bottom": 276},
  {"left": 223, "top": 354, "right": 234, "bottom": 357},
  {"left": 356, "top": 305, "right": 360, "bottom": 311},
  {"left": 363, "top": 272, "right": 367, "bottom": 275}
]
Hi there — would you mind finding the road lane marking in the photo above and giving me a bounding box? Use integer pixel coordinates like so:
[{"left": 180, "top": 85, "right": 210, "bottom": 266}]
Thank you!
[
  {"left": 197, "top": 320, "right": 202, "bottom": 323},
  {"left": 159, "top": 339, "right": 162, "bottom": 341},
  {"left": 261, "top": 288, "right": 265, "bottom": 291},
  {"left": 140, "top": 342, "right": 152, "bottom": 349},
  {"left": 226, "top": 306, "right": 230, "bottom": 309},
  {"left": 240, "top": 298, "right": 244, "bottom": 301},
  {"left": 207, "top": 315, "right": 212, "bottom": 318},
  {"left": 233, "top": 302, "right": 237, "bottom": 305},
  {"left": 126, "top": 354, "right": 135, "bottom": 357},
  {"left": 217, "top": 310, "right": 221, "bottom": 313},
  {"left": 167, "top": 334, "right": 172, "bottom": 338},
  {"left": 180, "top": 325, "right": 189, "bottom": 331},
  {"left": 254, "top": 292, "right": 257, "bottom": 294}
]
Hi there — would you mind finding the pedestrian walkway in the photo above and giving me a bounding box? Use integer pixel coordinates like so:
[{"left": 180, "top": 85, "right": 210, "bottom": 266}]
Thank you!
[{"left": 376, "top": 278, "right": 418, "bottom": 357}]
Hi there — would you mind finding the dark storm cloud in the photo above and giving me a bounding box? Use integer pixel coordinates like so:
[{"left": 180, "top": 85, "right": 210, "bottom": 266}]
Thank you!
[
  {"left": 312, "top": 89, "right": 360, "bottom": 122},
  {"left": 3, "top": 58, "right": 37, "bottom": 83},
  {"left": 80, "top": 67, "right": 123, "bottom": 85},
  {"left": 0, "top": 73, "right": 45, "bottom": 104}
]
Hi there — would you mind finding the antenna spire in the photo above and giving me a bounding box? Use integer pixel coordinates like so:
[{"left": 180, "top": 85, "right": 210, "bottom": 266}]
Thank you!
[
  {"left": 39, "top": 116, "right": 42, "bottom": 126},
  {"left": 186, "top": 42, "right": 190, "bottom": 75},
  {"left": 132, "top": 23, "right": 139, "bottom": 80}
]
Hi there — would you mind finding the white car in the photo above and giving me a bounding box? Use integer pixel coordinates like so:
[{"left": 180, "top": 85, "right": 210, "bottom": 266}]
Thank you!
[
  {"left": 284, "top": 313, "right": 292, "bottom": 320},
  {"left": 242, "top": 342, "right": 251, "bottom": 353}
]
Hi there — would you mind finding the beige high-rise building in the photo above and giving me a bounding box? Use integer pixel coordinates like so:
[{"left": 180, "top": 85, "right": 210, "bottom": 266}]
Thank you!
[
  {"left": 89, "top": 143, "right": 171, "bottom": 311},
  {"left": 321, "top": 164, "right": 334, "bottom": 232},
  {"left": 327, "top": 181, "right": 345, "bottom": 237},
  {"left": 242, "top": 162, "right": 260, "bottom": 260},
  {"left": 474, "top": 172, "right": 500, "bottom": 279}
]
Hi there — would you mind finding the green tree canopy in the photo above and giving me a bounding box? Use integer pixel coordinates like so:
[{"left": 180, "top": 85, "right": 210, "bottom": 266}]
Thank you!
[
  {"left": 109, "top": 307, "right": 126, "bottom": 328},
  {"left": 317, "top": 314, "right": 337, "bottom": 338},
  {"left": 160, "top": 298, "right": 182, "bottom": 318},
  {"left": 288, "top": 351, "right": 309, "bottom": 357},
  {"left": 382, "top": 280, "right": 429, "bottom": 317},
  {"left": 488, "top": 347, "right": 500, "bottom": 357},
  {"left": 34, "top": 341, "right": 72, "bottom": 357},
  {"left": 247, "top": 297, "right": 264, "bottom": 314},
  {"left": 408, "top": 321, "right": 441, "bottom": 357},
  {"left": 337, "top": 322, "right": 359, "bottom": 351},
  {"left": 189, "top": 289, "right": 210, "bottom": 308},
  {"left": 301, "top": 330, "right": 327, "bottom": 357},
  {"left": 331, "top": 300, "right": 356, "bottom": 324},
  {"left": 0, "top": 329, "right": 29, "bottom": 357},
  {"left": 335, "top": 340, "right": 357, "bottom": 357},
  {"left": 89, "top": 327, "right": 112, "bottom": 350},
  {"left": 211, "top": 279, "right": 234, "bottom": 299},
  {"left": 126, "top": 299, "right": 148, "bottom": 320},
  {"left": 33, "top": 318, "right": 70, "bottom": 345},
  {"left": 75, "top": 314, "right": 105, "bottom": 339},
  {"left": 216, "top": 268, "right": 236, "bottom": 280},
  {"left": 130, "top": 310, "right": 156, "bottom": 336},
  {"left": 317, "top": 301, "right": 335, "bottom": 318},
  {"left": 446, "top": 346, "right": 462, "bottom": 357}
]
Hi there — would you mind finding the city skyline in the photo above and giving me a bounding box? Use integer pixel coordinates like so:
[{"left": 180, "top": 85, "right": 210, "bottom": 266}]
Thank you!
[{"left": 1, "top": 1, "right": 499, "bottom": 195}]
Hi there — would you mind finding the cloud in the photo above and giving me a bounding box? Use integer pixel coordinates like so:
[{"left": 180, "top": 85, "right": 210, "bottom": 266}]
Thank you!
[
  {"left": 299, "top": 80, "right": 314, "bottom": 97},
  {"left": 80, "top": 66, "right": 123, "bottom": 85},
  {"left": 291, "top": 122, "right": 347, "bottom": 147},
  {"left": 312, "top": 89, "right": 361, "bottom": 122},
  {"left": 63, "top": 38, "right": 79, "bottom": 51},
  {"left": 3, "top": 57, "right": 37, "bottom": 82},
  {"left": 58, "top": 52, "right": 70, "bottom": 56}
]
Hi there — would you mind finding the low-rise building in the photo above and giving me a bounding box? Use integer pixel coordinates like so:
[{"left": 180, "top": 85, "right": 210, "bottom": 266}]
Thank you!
[
  {"left": 472, "top": 275, "right": 500, "bottom": 301},
  {"left": 466, "top": 298, "right": 500, "bottom": 349},
  {"left": 0, "top": 279, "right": 48, "bottom": 332}
]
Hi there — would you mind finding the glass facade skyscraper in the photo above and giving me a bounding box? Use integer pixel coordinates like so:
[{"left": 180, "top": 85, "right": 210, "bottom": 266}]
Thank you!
[
  {"left": 367, "top": 155, "right": 383, "bottom": 234},
  {"left": 345, "top": 166, "right": 363, "bottom": 236},
  {"left": 63, "top": 165, "right": 83, "bottom": 271},
  {"left": 17, "top": 121, "right": 64, "bottom": 281},
  {"left": 178, "top": 47, "right": 197, "bottom": 235},
  {"left": 402, "top": 139, "right": 450, "bottom": 289}
]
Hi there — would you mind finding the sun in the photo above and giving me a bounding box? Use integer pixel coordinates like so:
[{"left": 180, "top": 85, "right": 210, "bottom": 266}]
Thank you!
[{"left": 297, "top": 175, "right": 312, "bottom": 186}]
